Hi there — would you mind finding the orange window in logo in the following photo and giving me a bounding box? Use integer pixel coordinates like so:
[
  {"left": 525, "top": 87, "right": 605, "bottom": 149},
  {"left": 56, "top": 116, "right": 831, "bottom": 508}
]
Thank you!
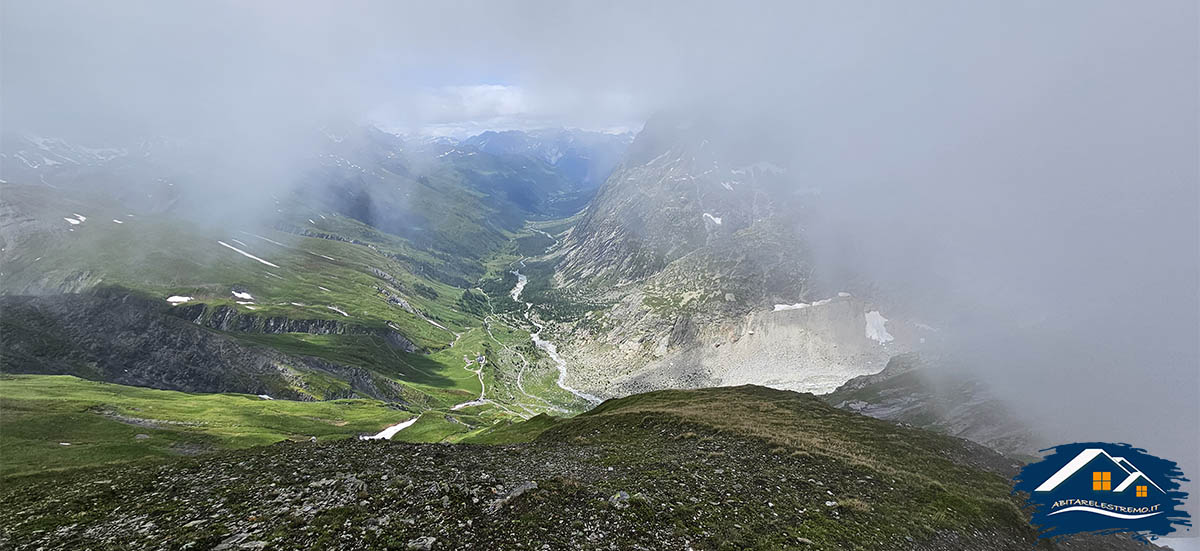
[
  {"left": 1137, "top": 486, "right": 1148, "bottom": 497},
  {"left": 1093, "top": 472, "right": 1111, "bottom": 491}
]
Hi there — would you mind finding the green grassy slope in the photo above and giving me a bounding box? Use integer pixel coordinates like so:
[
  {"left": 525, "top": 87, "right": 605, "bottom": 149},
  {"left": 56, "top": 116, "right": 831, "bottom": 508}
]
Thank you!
[
  {"left": 0, "top": 374, "right": 412, "bottom": 477},
  {"left": 0, "top": 177, "right": 602, "bottom": 474},
  {"left": 0, "top": 385, "right": 1147, "bottom": 550}
]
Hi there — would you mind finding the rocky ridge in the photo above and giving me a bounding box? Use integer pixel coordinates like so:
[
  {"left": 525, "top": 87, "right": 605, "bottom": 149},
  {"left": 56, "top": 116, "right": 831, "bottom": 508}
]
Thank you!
[{"left": 0, "top": 385, "right": 1154, "bottom": 551}]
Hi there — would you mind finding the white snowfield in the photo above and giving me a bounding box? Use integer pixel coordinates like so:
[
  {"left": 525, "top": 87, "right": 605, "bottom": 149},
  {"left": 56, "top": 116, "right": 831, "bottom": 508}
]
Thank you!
[
  {"left": 232, "top": 290, "right": 254, "bottom": 300},
  {"left": 166, "top": 296, "right": 193, "bottom": 304},
  {"left": 865, "top": 311, "right": 894, "bottom": 344},
  {"left": 361, "top": 416, "right": 419, "bottom": 440},
  {"left": 703, "top": 213, "right": 722, "bottom": 225},
  {"left": 773, "top": 296, "right": 835, "bottom": 311},
  {"left": 216, "top": 241, "right": 280, "bottom": 268}
]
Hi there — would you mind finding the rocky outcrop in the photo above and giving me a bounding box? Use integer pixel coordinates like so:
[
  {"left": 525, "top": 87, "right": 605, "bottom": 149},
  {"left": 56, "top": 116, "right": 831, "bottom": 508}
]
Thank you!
[
  {"left": 0, "top": 291, "right": 410, "bottom": 401},
  {"left": 170, "top": 302, "right": 418, "bottom": 353}
]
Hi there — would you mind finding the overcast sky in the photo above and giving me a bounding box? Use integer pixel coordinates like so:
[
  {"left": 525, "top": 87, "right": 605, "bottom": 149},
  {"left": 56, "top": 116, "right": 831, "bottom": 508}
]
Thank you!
[{"left": 4, "top": 0, "right": 1198, "bottom": 511}]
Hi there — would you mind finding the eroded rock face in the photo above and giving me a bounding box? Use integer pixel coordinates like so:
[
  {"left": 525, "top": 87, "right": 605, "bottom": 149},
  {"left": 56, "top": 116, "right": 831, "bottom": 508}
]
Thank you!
[
  {"left": 0, "top": 291, "right": 410, "bottom": 401},
  {"left": 561, "top": 294, "right": 923, "bottom": 398}
]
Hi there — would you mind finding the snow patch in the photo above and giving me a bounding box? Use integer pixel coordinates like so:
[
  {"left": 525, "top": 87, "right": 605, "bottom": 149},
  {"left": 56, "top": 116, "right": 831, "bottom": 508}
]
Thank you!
[
  {"left": 247, "top": 233, "right": 288, "bottom": 247},
  {"left": 216, "top": 241, "right": 280, "bottom": 268},
  {"left": 257, "top": 394, "right": 273, "bottom": 400},
  {"left": 166, "top": 296, "right": 193, "bottom": 304},
  {"left": 63, "top": 217, "right": 81, "bottom": 225},
  {"left": 232, "top": 290, "right": 254, "bottom": 300},
  {"left": 703, "top": 213, "right": 723, "bottom": 225},
  {"left": 773, "top": 294, "right": 842, "bottom": 312},
  {"left": 112, "top": 219, "right": 124, "bottom": 224},
  {"left": 865, "top": 311, "right": 894, "bottom": 344},
  {"left": 361, "top": 416, "right": 419, "bottom": 440},
  {"left": 327, "top": 305, "right": 349, "bottom": 317}
]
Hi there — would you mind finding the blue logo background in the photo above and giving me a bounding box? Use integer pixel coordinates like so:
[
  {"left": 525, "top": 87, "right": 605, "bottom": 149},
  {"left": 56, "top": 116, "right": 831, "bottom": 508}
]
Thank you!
[{"left": 1013, "top": 442, "right": 1190, "bottom": 540}]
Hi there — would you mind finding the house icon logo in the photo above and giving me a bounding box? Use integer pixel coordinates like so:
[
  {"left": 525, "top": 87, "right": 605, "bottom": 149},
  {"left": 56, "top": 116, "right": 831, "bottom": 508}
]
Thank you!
[{"left": 1014, "top": 442, "right": 1191, "bottom": 540}]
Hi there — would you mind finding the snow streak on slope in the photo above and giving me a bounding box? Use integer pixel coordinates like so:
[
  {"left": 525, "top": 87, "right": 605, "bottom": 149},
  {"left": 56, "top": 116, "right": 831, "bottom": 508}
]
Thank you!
[{"left": 217, "top": 241, "right": 280, "bottom": 268}]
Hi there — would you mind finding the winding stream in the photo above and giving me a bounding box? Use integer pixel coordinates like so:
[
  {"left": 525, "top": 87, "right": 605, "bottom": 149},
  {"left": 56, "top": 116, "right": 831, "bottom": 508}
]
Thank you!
[
  {"left": 510, "top": 260, "right": 602, "bottom": 405},
  {"left": 366, "top": 243, "right": 598, "bottom": 439}
]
